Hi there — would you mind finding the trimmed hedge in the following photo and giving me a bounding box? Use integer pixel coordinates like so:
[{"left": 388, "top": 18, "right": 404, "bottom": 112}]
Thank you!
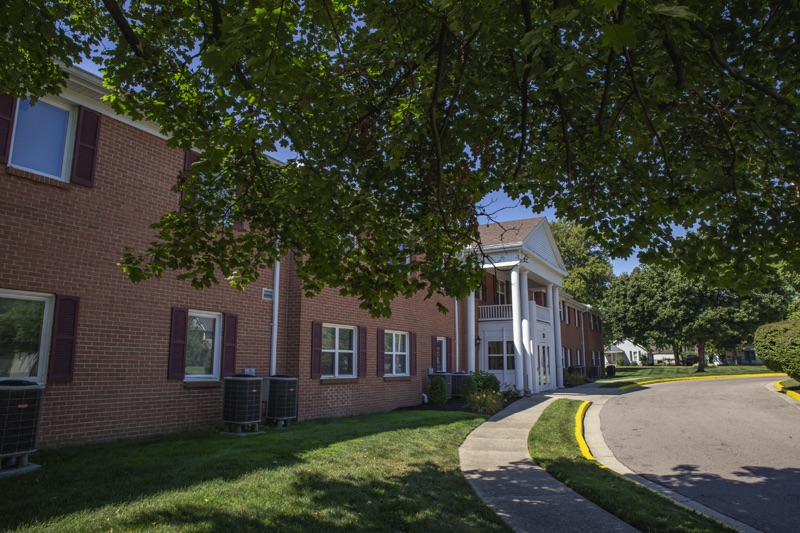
[
  {"left": 428, "top": 376, "right": 448, "bottom": 405},
  {"left": 461, "top": 374, "right": 477, "bottom": 398},
  {"left": 754, "top": 319, "right": 800, "bottom": 381}
]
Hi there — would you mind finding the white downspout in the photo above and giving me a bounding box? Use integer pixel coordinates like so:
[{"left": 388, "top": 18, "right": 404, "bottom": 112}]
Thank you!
[
  {"left": 453, "top": 297, "right": 459, "bottom": 372},
  {"left": 270, "top": 259, "right": 280, "bottom": 376},
  {"left": 467, "top": 291, "right": 476, "bottom": 373}
]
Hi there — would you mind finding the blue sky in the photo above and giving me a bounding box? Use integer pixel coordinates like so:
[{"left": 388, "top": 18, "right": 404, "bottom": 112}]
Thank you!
[{"left": 477, "top": 190, "right": 638, "bottom": 276}]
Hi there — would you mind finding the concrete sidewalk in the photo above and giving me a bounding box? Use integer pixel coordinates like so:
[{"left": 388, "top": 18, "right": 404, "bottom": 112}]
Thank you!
[{"left": 459, "top": 386, "right": 637, "bottom": 533}]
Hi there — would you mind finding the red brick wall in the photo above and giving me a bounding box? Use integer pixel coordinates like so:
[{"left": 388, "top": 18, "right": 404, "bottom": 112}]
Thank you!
[
  {"left": 558, "top": 305, "right": 604, "bottom": 369},
  {"left": 286, "top": 264, "right": 463, "bottom": 421},
  {"left": 1, "top": 113, "right": 274, "bottom": 447}
]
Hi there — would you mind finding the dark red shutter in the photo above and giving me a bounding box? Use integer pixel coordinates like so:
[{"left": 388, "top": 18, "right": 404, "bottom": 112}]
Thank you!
[
  {"left": 48, "top": 295, "right": 80, "bottom": 383},
  {"left": 311, "top": 321, "right": 322, "bottom": 378},
  {"left": 377, "top": 328, "right": 385, "bottom": 377},
  {"left": 183, "top": 151, "right": 198, "bottom": 171},
  {"left": 0, "top": 94, "right": 16, "bottom": 164},
  {"left": 446, "top": 337, "right": 453, "bottom": 373},
  {"left": 222, "top": 313, "right": 238, "bottom": 377},
  {"left": 168, "top": 308, "right": 188, "bottom": 379},
  {"left": 410, "top": 332, "right": 417, "bottom": 376},
  {"left": 431, "top": 336, "right": 438, "bottom": 371},
  {"left": 358, "top": 326, "right": 367, "bottom": 376},
  {"left": 70, "top": 106, "right": 101, "bottom": 187}
]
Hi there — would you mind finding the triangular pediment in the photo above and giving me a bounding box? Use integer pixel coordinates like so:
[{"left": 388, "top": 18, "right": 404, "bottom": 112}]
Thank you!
[{"left": 521, "top": 219, "right": 567, "bottom": 275}]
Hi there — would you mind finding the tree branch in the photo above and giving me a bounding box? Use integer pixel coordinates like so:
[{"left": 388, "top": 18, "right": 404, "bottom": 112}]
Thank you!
[
  {"left": 623, "top": 48, "right": 673, "bottom": 186},
  {"left": 598, "top": 0, "right": 627, "bottom": 134},
  {"left": 513, "top": 0, "right": 534, "bottom": 180},
  {"left": 662, "top": 28, "right": 685, "bottom": 90},
  {"left": 692, "top": 88, "right": 738, "bottom": 195},
  {"left": 101, "top": 0, "right": 150, "bottom": 59},
  {"left": 689, "top": 20, "right": 794, "bottom": 109}
]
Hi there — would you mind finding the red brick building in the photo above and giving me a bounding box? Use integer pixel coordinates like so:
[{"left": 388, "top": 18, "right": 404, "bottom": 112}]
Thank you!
[
  {"left": 0, "top": 68, "right": 602, "bottom": 449},
  {"left": 559, "top": 294, "right": 605, "bottom": 377}
]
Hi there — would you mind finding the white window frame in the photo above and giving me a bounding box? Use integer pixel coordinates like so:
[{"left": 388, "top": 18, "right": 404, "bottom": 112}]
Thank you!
[
  {"left": 185, "top": 309, "right": 222, "bottom": 381},
  {"left": 321, "top": 323, "right": 357, "bottom": 378},
  {"left": 384, "top": 330, "right": 409, "bottom": 376},
  {"left": 496, "top": 279, "right": 507, "bottom": 305},
  {"left": 0, "top": 289, "right": 55, "bottom": 384},
  {"left": 436, "top": 336, "right": 447, "bottom": 372},
  {"left": 8, "top": 96, "right": 77, "bottom": 182}
]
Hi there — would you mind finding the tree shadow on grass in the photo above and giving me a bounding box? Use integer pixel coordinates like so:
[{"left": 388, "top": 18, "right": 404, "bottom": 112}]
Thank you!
[
  {"left": 117, "top": 462, "right": 509, "bottom": 533},
  {"left": 0, "top": 410, "right": 490, "bottom": 531}
]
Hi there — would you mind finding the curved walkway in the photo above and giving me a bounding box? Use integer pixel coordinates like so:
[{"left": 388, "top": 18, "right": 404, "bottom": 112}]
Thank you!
[
  {"left": 459, "top": 384, "right": 636, "bottom": 533},
  {"left": 459, "top": 380, "right": 786, "bottom": 533}
]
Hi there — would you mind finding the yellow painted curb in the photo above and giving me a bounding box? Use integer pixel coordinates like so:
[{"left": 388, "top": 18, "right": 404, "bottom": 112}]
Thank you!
[
  {"left": 619, "top": 373, "right": 786, "bottom": 391},
  {"left": 575, "top": 401, "right": 596, "bottom": 461},
  {"left": 775, "top": 381, "right": 800, "bottom": 402}
]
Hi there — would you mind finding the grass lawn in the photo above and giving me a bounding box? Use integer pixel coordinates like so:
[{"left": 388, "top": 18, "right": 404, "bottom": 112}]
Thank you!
[
  {"left": 0, "top": 411, "right": 510, "bottom": 533},
  {"left": 528, "top": 399, "right": 734, "bottom": 533},
  {"left": 599, "top": 364, "right": 778, "bottom": 388},
  {"left": 780, "top": 378, "right": 800, "bottom": 390}
]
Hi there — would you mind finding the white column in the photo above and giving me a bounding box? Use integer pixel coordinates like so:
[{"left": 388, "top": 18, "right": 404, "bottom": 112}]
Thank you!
[
  {"left": 520, "top": 274, "right": 533, "bottom": 395},
  {"left": 552, "top": 285, "right": 564, "bottom": 388},
  {"left": 467, "top": 291, "right": 476, "bottom": 373},
  {"left": 510, "top": 266, "right": 524, "bottom": 391}
]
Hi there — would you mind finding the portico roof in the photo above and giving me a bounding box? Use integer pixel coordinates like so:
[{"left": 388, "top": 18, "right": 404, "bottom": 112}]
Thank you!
[{"left": 475, "top": 217, "right": 568, "bottom": 283}]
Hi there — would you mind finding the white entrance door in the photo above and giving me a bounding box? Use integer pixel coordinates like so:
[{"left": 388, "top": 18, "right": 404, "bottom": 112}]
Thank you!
[{"left": 487, "top": 340, "right": 516, "bottom": 388}]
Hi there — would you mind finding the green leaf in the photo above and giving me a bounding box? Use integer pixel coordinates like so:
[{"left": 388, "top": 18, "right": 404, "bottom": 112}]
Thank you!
[
  {"left": 649, "top": 4, "right": 699, "bottom": 20},
  {"left": 601, "top": 23, "right": 636, "bottom": 53}
]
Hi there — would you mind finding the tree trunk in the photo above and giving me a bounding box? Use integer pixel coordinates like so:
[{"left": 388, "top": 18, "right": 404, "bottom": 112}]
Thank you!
[
  {"left": 672, "top": 343, "right": 682, "bottom": 366},
  {"left": 696, "top": 338, "right": 706, "bottom": 373}
]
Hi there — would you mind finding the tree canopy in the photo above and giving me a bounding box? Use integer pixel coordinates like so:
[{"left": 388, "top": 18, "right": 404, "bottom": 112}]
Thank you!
[
  {"left": 603, "top": 264, "right": 789, "bottom": 370},
  {"left": 3, "top": 1, "right": 799, "bottom": 316},
  {"left": 550, "top": 220, "right": 613, "bottom": 304}
]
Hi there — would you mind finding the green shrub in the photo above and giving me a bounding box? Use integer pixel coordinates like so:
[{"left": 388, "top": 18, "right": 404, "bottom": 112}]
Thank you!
[
  {"left": 473, "top": 369, "right": 500, "bottom": 393},
  {"left": 461, "top": 375, "right": 477, "bottom": 398},
  {"left": 466, "top": 391, "right": 506, "bottom": 415},
  {"left": 754, "top": 319, "right": 800, "bottom": 381},
  {"left": 566, "top": 368, "right": 587, "bottom": 386},
  {"left": 503, "top": 387, "right": 521, "bottom": 399},
  {"left": 428, "top": 376, "right": 448, "bottom": 405}
]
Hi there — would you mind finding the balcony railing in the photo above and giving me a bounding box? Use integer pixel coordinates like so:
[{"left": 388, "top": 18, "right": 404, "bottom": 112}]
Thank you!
[
  {"left": 478, "top": 304, "right": 512, "bottom": 321},
  {"left": 478, "top": 303, "right": 553, "bottom": 323}
]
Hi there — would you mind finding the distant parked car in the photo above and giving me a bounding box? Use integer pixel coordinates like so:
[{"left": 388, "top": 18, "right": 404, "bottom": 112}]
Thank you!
[{"left": 683, "top": 355, "right": 699, "bottom": 366}]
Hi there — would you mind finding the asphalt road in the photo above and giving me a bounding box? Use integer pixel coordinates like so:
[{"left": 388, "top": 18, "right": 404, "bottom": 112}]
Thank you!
[{"left": 600, "top": 376, "right": 800, "bottom": 533}]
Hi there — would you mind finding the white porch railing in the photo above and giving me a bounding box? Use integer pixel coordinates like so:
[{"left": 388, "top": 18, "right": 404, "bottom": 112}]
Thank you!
[
  {"left": 478, "top": 304, "right": 512, "bottom": 321},
  {"left": 478, "top": 303, "right": 553, "bottom": 323}
]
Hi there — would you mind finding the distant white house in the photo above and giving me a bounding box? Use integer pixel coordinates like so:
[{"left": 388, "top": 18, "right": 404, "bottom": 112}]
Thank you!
[{"left": 606, "top": 340, "right": 648, "bottom": 366}]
